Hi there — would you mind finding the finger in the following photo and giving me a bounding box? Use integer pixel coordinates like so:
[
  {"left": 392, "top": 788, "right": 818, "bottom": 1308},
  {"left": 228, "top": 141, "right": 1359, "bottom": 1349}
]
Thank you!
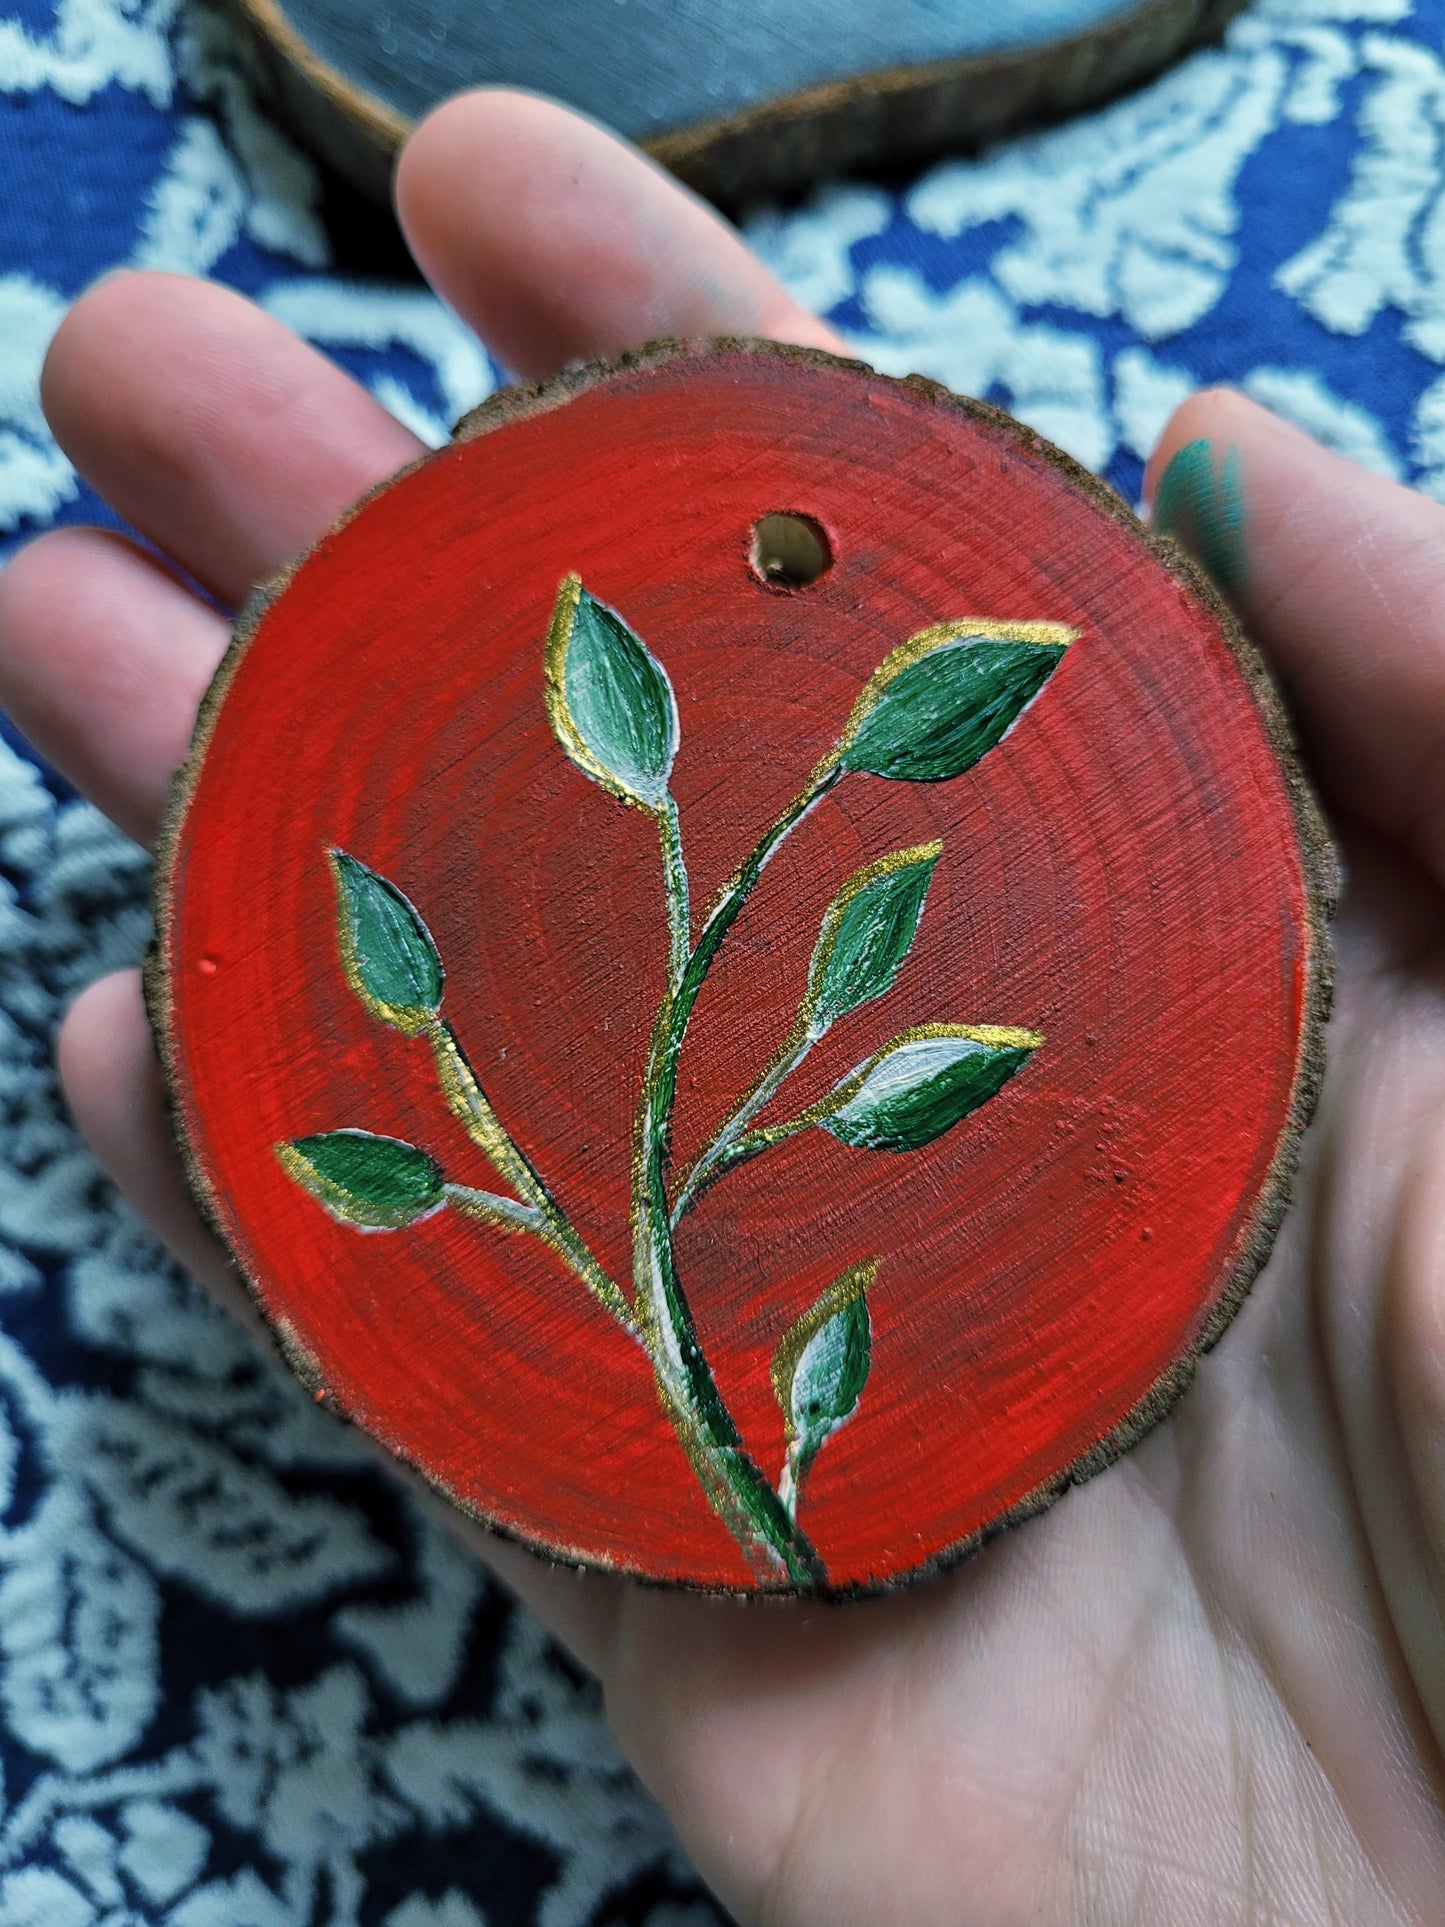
[
  {"left": 30, "top": 101, "right": 844, "bottom": 857},
  {"left": 46, "top": 94, "right": 851, "bottom": 1698},
  {"left": 395, "top": 89, "right": 846, "bottom": 377},
  {"left": 482, "top": 1540, "right": 624, "bottom": 1676},
  {"left": 0, "top": 529, "right": 226, "bottom": 844},
  {"left": 42, "top": 271, "right": 423, "bottom": 606},
  {"left": 1144, "top": 390, "right": 1445, "bottom": 881},
  {"left": 1376, "top": 1099, "right": 1445, "bottom": 1760},
  {"left": 62, "top": 965, "right": 630, "bottom": 1669},
  {"left": 57, "top": 970, "right": 265, "bottom": 1337}
]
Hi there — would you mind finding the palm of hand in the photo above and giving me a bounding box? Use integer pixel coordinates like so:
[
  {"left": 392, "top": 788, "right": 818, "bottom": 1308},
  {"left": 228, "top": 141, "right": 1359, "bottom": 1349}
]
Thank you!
[
  {"left": 617, "top": 857, "right": 1445, "bottom": 1925},
  {"left": 3, "top": 91, "right": 1444, "bottom": 1926}
]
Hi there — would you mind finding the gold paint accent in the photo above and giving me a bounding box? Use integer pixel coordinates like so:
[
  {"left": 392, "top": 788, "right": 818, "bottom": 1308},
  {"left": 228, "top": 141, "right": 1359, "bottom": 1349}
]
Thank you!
[
  {"left": 431, "top": 1019, "right": 638, "bottom": 1332},
  {"left": 273, "top": 1138, "right": 435, "bottom": 1230},
  {"left": 328, "top": 849, "right": 436, "bottom": 1036},
  {"left": 770, "top": 1258, "right": 879, "bottom": 1443},
  {"left": 804, "top": 1019, "right": 1044, "bottom": 1121},
  {"left": 805, "top": 839, "right": 943, "bottom": 1015},
  {"left": 814, "top": 618, "right": 1079, "bottom": 783},
  {"left": 693, "top": 764, "right": 838, "bottom": 934},
  {"left": 653, "top": 1379, "right": 787, "bottom": 1581},
  {"left": 908, "top": 1020, "right": 1045, "bottom": 1051},
  {"left": 751, "top": 1021, "right": 1044, "bottom": 1147},
  {"left": 672, "top": 839, "right": 946, "bottom": 1224},
  {"left": 445, "top": 1183, "right": 544, "bottom": 1235},
  {"left": 543, "top": 571, "right": 666, "bottom": 817},
  {"left": 429, "top": 1021, "right": 531, "bottom": 1196}
]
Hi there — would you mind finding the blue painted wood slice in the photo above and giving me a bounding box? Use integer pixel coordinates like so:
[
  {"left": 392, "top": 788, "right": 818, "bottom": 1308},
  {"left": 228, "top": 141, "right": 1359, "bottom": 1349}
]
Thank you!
[{"left": 233, "top": 0, "right": 1246, "bottom": 204}]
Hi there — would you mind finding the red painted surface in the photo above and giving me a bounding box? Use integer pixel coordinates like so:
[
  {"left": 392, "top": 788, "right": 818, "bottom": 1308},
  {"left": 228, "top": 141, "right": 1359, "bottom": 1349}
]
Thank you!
[{"left": 162, "top": 349, "right": 1316, "bottom": 1591}]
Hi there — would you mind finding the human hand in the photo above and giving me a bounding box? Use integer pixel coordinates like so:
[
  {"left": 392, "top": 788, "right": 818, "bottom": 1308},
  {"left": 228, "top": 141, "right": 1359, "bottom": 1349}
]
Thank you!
[{"left": 4, "top": 89, "right": 1445, "bottom": 1926}]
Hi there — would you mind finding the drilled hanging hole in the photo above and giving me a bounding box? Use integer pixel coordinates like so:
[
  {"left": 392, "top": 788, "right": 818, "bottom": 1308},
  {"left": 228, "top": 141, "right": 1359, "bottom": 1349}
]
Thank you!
[{"left": 750, "top": 513, "right": 832, "bottom": 588}]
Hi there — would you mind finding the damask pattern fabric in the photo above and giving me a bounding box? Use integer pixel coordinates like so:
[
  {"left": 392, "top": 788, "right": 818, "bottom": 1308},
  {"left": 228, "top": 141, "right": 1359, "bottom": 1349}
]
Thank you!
[{"left": 0, "top": 0, "right": 1438, "bottom": 1919}]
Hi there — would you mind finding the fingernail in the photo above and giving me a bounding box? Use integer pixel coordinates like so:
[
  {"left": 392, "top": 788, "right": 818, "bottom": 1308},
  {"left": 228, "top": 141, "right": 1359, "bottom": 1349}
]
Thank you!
[{"left": 1151, "top": 438, "right": 1246, "bottom": 595}]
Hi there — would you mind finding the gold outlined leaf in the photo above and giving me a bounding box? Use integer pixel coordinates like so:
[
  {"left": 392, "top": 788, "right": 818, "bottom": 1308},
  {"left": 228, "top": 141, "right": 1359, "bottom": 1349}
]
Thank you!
[
  {"left": 807, "top": 842, "right": 941, "bottom": 1028},
  {"left": 278, "top": 1131, "right": 446, "bottom": 1230},
  {"left": 815, "top": 1023, "right": 1041, "bottom": 1151},
  {"left": 330, "top": 851, "right": 443, "bottom": 1035},
  {"left": 544, "top": 574, "right": 679, "bottom": 811},
  {"left": 826, "top": 620, "right": 1075, "bottom": 783}
]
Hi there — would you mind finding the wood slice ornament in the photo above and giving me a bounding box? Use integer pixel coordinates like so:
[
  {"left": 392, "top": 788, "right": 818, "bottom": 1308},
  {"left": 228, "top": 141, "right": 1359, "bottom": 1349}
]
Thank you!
[
  {"left": 229, "top": 0, "right": 1247, "bottom": 206},
  {"left": 151, "top": 341, "right": 1332, "bottom": 1597}
]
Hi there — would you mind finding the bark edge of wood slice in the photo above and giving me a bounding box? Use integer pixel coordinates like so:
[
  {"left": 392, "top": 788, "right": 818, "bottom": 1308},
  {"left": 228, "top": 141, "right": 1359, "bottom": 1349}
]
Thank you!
[
  {"left": 226, "top": 0, "right": 1249, "bottom": 207},
  {"left": 148, "top": 338, "right": 1336, "bottom": 1597}
]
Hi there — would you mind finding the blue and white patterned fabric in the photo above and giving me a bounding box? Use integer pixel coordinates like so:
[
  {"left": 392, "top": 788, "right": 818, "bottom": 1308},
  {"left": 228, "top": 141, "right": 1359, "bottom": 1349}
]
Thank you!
[{"left": 0, "top": 0, "right": 1437, "bottom": 1919}]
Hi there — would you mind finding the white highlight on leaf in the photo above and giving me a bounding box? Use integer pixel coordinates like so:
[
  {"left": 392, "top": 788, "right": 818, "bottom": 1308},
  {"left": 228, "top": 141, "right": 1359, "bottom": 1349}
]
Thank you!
[{"left": 833, "top": 1034, "right": 967, "bottom": 1110}]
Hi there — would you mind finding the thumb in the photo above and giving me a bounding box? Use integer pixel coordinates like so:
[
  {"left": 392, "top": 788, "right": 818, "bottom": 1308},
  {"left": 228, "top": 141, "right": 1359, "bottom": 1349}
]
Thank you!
[{"left": 1146, "top": 391, "right": 1445, "bottom": 882}]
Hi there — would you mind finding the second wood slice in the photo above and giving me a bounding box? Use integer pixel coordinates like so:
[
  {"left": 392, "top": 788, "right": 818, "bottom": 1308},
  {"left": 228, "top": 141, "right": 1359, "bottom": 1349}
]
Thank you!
[
  {"left": 152, "top": 341, "right": 1331, "bottom": 1595},
  {"left": 232, "top": 0, "right": 1246, "bottom": 204}
]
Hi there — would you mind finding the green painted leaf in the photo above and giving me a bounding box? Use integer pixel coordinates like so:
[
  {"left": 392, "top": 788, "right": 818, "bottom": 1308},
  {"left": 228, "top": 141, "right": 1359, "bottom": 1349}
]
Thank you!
[
  {"left": 277, "top": 1130, "right": 446, "bottom": 1229},
  {"left": 817, "top": 1024, "right": 1040, "bottom": 1152},
  {"left": 808, "top": 842, "right": 940, "bottom": 1029},
  {"left": 771, "top": 1260, "right": 876, "bottom": 1466},
  {"left": 330, "top": 851, "right": 443, "bottom": 1035},
  {"left": 837, "top": 621, "right": 1074, "bottom": 783},
  {"left": 545, "top": 574, "right": 678, "bottom": 811}
]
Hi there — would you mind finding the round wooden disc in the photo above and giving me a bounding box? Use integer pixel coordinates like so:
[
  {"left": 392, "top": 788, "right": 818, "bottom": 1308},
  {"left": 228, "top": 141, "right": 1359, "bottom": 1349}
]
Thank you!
[
  {"left": 152, "top": 341, "right": 1331, "bottom": 1596},
  {"left": 229, "top": 0, "right": 1247, "bottom": 206}
]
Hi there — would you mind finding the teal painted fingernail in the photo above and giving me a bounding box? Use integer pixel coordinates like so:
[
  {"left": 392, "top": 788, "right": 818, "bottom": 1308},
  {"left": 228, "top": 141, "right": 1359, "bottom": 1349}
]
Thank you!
[{"left": 1152, "top": 439, "right": 1246, "bottom": 594}]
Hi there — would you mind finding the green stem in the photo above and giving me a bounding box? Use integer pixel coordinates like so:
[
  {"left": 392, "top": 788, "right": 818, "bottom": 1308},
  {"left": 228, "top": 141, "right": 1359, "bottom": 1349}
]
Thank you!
[
  {"left": 673, "top": 1113, "right": 814, "bottom": 1221},
  {"left": 671, "top": 1018, "right": 820, "bottom": 1228},
  {"left": 444, "top": 1183, "right": 544, "bottom": 1233},
  {"left": 632, "top": 766, "right": 842, "bottom": 1584},
  {"left": 657, "top": 794, "right": 690, "bottom": 992},
  {"left": 431, "top": 1019, "right": 637, "bottom": 1333}
]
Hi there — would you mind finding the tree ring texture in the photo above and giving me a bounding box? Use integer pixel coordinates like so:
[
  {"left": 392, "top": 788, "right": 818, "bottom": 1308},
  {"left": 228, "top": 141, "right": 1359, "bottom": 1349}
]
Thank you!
[{"left": 151, "top": 341, "right": 1333, "bottom": 1596}]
